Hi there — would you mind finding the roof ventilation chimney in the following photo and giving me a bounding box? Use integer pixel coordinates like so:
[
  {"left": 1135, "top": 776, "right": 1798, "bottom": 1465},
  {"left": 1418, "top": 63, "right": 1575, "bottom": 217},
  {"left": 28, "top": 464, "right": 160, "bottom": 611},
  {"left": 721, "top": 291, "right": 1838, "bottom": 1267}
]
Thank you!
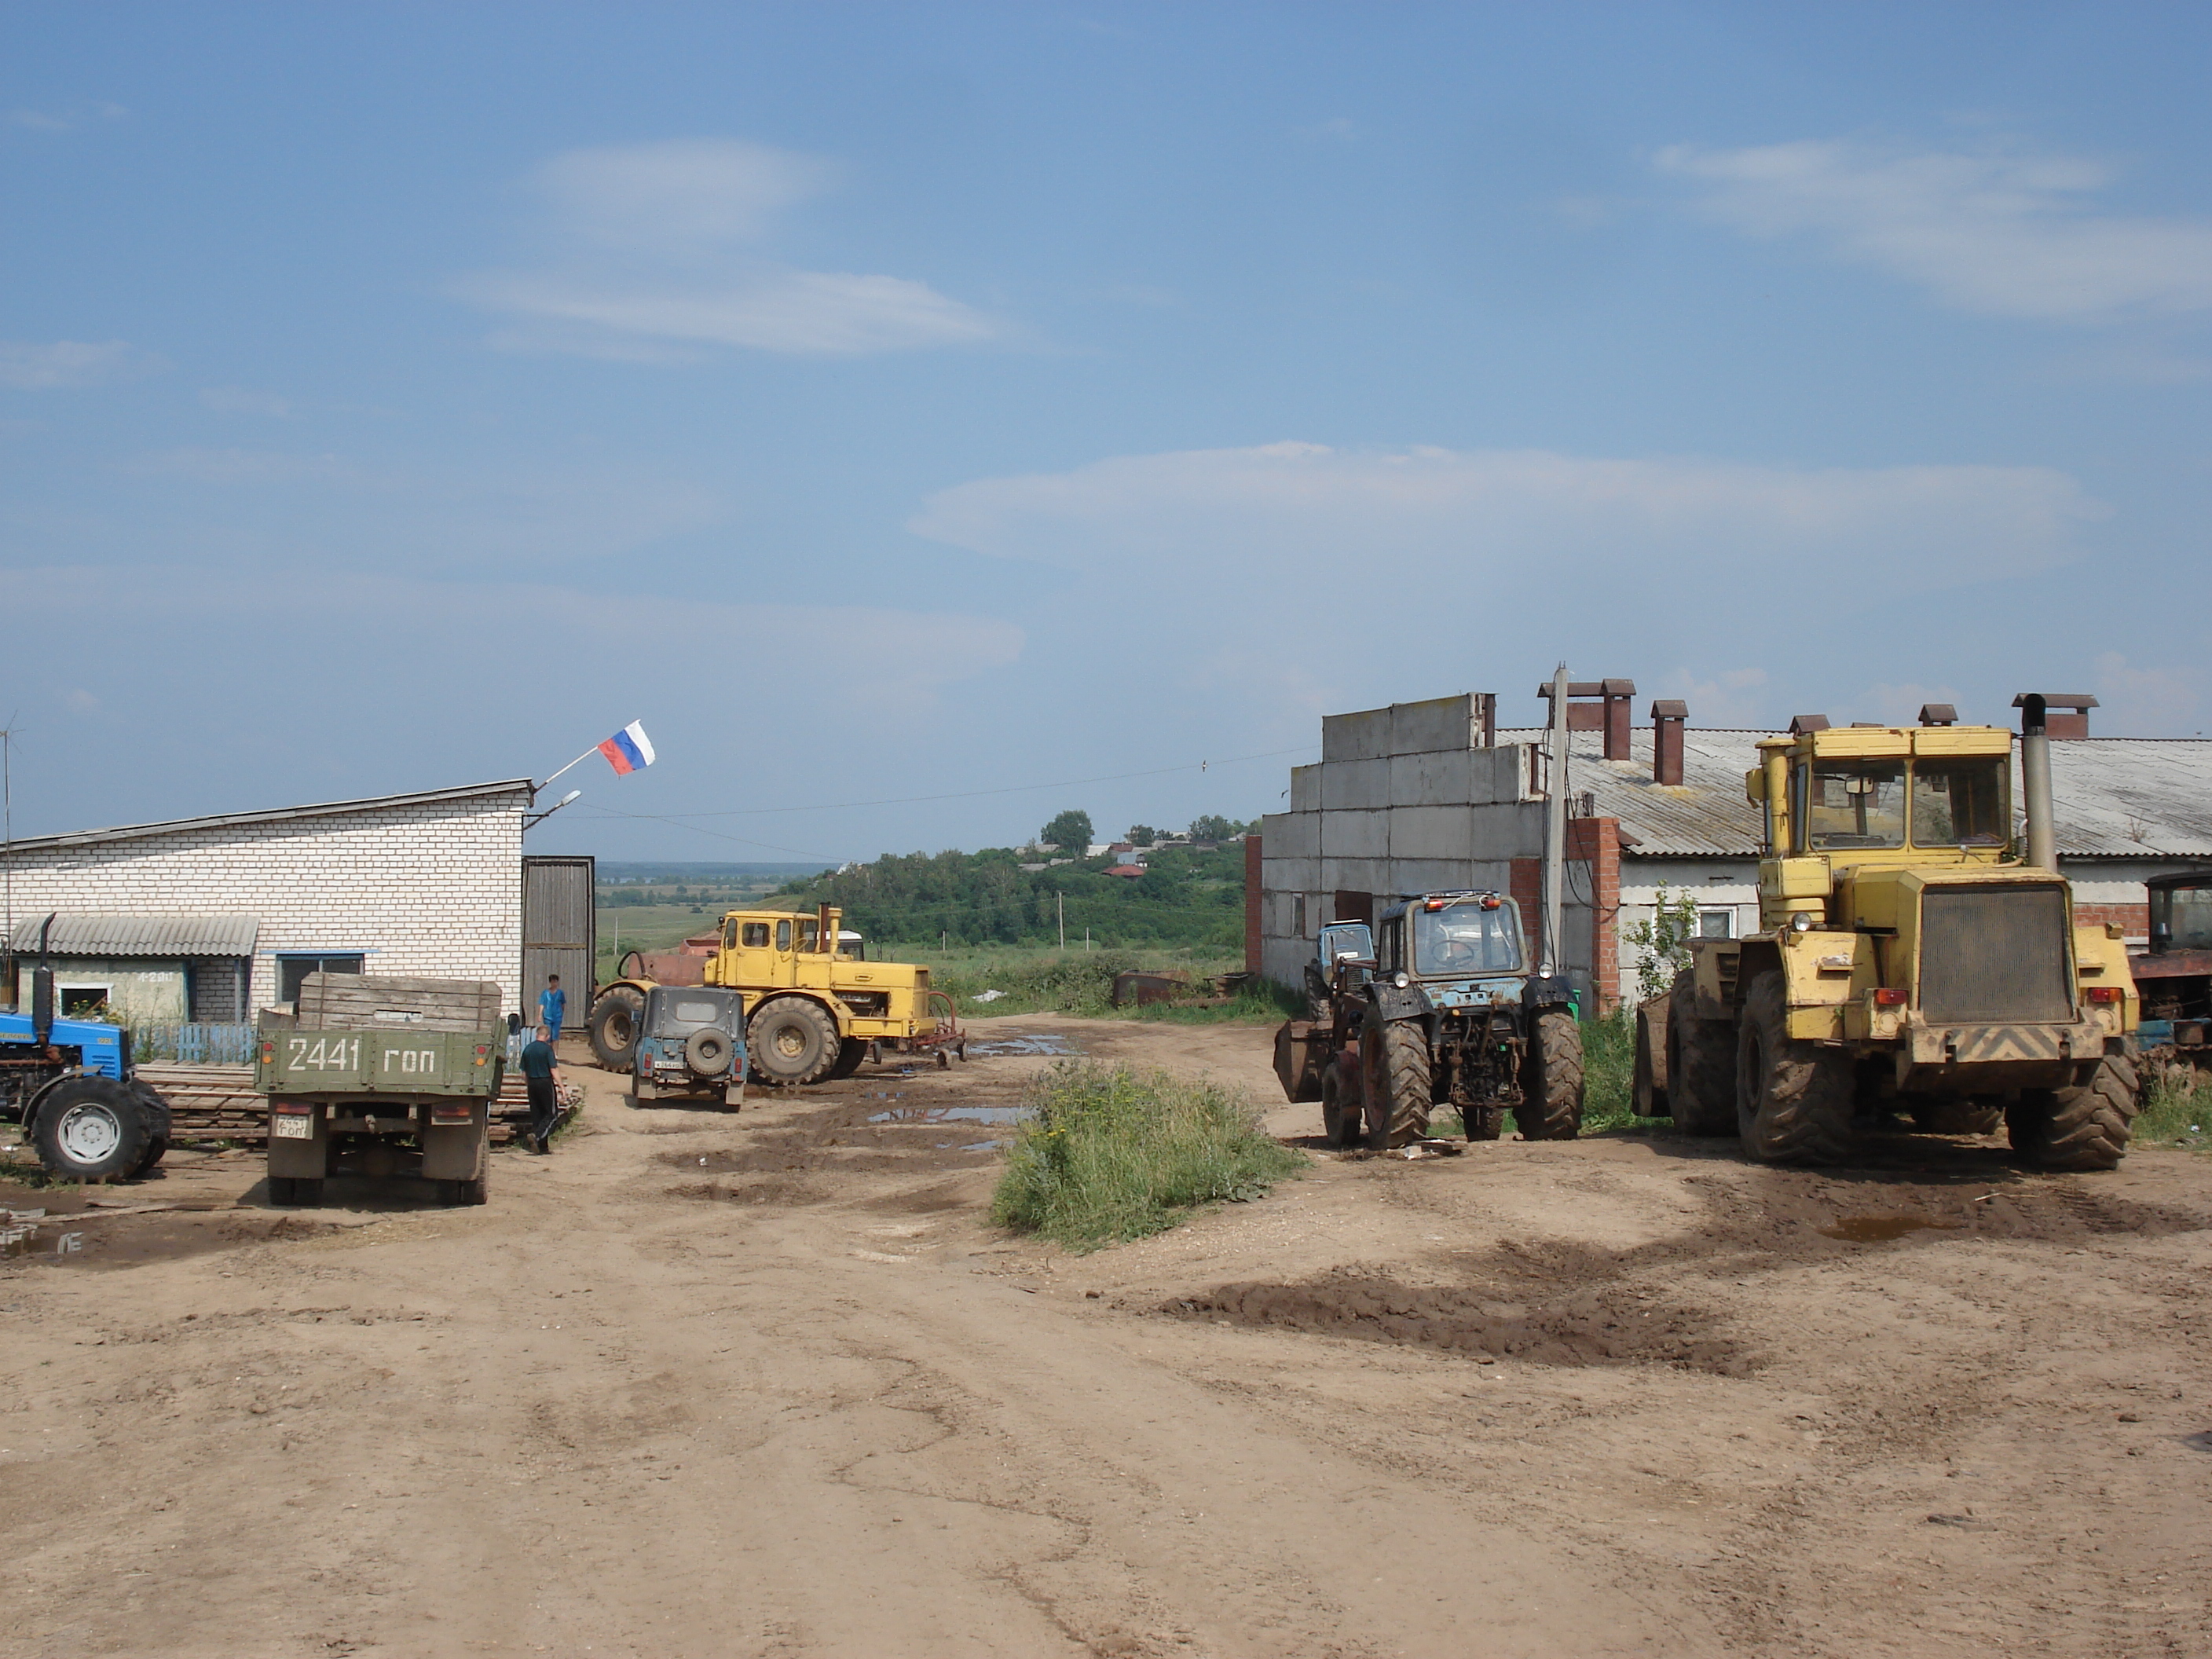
[
  {"left": 1789, "top": 715, "right": 1830, "bottom": 736},
  {"left": 1918, "top": 704, "right": 1958, "bottom": 726},
  {"left": 2035, "top": 694, "right": 2097, "bottom": 739},
  {"left": 1650, "top": 700, "right": 1686, "bottom": 786},
  {"left": 1536, "top": 677, "right": 1637, "bottom": 760}
]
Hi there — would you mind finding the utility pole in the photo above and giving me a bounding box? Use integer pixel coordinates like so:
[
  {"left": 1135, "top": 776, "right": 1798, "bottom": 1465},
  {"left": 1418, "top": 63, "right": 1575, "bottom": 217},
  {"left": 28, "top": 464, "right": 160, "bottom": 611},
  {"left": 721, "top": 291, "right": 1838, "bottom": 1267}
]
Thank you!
[
  {"left": 2, "top": 723, "right": 14, "bottom": 1011},
  {"left": 1057, "top": 890, "right": 1065, "bottom": 950},
  {"left": 1542, "top": 665, "right": 1569, "bottom": 980}
]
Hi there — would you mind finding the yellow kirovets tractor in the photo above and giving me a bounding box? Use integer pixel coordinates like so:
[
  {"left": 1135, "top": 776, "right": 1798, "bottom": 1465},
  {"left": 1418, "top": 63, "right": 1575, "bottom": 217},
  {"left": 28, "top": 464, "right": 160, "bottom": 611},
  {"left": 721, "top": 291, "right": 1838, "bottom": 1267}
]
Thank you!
[
  {"left": 587, "top": 903, "right": 939, "bottom": 1086},
  {"left": 1635, "top": 695, "right": 2140, "bottom": 1168}
]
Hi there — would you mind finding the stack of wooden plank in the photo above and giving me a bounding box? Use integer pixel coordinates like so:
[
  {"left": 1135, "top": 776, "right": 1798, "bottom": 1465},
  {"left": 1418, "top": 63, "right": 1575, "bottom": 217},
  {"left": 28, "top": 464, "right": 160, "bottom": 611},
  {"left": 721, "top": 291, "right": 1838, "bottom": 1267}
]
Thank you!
[{"left": 137, "top": 1062, "right": 540, "bottom": 1147}]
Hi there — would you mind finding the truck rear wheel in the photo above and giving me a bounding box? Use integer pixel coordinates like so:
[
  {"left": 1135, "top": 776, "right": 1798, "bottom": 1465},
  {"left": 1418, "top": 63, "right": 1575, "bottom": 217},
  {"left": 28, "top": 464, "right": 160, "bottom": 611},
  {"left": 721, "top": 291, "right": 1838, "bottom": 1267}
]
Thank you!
[
  {"left": 588, "top": 987, "right": 646, "bottom": 1071},
  {"left": 1666, "top": 972, "right": 1738, "bottom": 1137},
  {"left": 1734, "top": 971, "right": 1855, "bottom": 1165},
  {"left": 1519, "top": 1008, "right": 1584, "bottom": 1139},
  {"left": 1362, "top": 1019, "right": 1432, "bottom": 1148},
  {"left": 747, "top": 998, "right": 840, "bottom": 1086},
  {"left": 2009, "top": 1053, "right": 2137, "bottom": 1170},
  {"left": 29, "top": 1076, "right": 156, "bottom": 1182}
]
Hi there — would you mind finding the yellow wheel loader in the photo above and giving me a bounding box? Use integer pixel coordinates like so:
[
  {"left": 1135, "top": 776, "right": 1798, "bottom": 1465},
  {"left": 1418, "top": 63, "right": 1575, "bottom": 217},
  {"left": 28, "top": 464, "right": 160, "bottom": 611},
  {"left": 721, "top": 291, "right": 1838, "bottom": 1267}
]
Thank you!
[
  {"left": 587, "top": 903, "right": 936, "bottom": 1086},
  {"left": 1635, "top": 695, "right": 2138, "bottom": 1169}
]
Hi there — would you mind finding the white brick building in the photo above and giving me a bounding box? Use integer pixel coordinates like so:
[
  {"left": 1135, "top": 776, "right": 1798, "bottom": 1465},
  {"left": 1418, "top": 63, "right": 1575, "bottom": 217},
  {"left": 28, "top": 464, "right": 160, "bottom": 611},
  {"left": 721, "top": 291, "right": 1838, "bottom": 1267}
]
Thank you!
[{"left": 2, "top": 780, "right": 535, "bottom": 1021}]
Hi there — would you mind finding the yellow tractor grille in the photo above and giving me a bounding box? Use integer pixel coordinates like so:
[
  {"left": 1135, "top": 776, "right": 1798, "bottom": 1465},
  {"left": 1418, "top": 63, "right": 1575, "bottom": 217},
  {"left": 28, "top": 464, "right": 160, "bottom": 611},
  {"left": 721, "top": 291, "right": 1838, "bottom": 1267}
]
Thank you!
[{"left": 1919, "top": 884, "right": 2072, "bottom": 1024}]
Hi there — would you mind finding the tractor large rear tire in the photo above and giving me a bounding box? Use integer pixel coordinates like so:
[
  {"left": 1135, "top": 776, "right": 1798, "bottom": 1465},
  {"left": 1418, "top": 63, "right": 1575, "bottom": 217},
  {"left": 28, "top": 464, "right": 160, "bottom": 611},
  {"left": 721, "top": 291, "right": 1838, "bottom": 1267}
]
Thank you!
[
  {"left": 1362, "top": 1019, "right": 1432, "bottom": 1149},
  {"left": 29, "top": 1076, "right": 156, "bottom": 1182},
  {"left": 1665, "top": 972, "right": 1738, "bottom": 1137},
  {"left": 828, "top": 1038, "right": 867, "bottom": 1081},
  {"left": 1734, "top": 971, "right": 1855, "bottom": 1165},
  {"left": 588, "top": 987, "right": 646, "bottom": 1071},
  {"left": 747, "top": 998, "right": 840, "bottom": 1086},
  {"left": 2009, "top": 1053, "right": 2137, "bottom": 1170},
  {"left": 1518, "top": 1008, "right": 1584, "bottom": 1140}
]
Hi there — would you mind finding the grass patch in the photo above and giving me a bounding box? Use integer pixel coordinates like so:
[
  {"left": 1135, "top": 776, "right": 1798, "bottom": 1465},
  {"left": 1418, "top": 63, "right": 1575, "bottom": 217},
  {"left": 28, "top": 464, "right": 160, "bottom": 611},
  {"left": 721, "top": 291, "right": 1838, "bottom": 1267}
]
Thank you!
[
  {"left": 2135, "top": 1064, "right": 2212, "bottom": 1146},
  {"left": 991, "top": 1060, "right": 1306, "bottom": 1251}
]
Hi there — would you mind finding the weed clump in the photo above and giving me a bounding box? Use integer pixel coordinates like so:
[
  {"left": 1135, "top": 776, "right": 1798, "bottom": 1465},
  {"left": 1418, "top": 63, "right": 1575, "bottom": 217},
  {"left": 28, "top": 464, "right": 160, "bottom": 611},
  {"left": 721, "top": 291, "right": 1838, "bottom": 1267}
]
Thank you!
[
  {"left": 991, "top": 1060, "right": 1305, "bottom": 1251},
  {"left": 2136, "top": 1064, "right": 2212, "bottom": 1145}
]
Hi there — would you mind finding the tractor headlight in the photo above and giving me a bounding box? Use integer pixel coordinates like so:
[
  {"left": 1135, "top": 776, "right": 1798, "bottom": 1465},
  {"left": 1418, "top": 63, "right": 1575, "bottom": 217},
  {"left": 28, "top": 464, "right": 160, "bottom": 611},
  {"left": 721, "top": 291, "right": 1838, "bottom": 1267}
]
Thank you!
[
  {"left": 1393, "top": 971, "right": 1410, "bottom": 989},
  {"left": 1790, "top": 911, "right": 1814, "bottom": 933}
]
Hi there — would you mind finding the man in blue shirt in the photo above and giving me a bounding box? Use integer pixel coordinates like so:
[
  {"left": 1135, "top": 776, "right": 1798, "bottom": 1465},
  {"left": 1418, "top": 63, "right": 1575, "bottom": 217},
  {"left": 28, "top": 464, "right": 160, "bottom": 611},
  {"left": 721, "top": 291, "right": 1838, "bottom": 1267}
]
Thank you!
[
  {"left": 519, "top": 1025, "right": 563, "bottom": 1153},
  {"left": 538, "top": 975, "right": 566, "bottom": 1039}
]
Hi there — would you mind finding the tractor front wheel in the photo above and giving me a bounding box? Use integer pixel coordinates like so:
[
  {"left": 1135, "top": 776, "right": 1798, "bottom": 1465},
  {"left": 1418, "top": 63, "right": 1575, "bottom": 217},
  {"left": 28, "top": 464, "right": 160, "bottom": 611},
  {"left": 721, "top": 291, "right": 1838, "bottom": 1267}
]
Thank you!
[
  {"left": 1518, "top": 1008, "right": 1584, "bottom": 1140},
  {"left": 1734, "top": 971, "right": 1855, "bottom": 1165},
  {"left": 1665, "top": 972, "right": 1738, "bottom": 1137},
  {"left": 747, "top": 998, "right": 840, "bottom": 1086},
  {"left": 1361, "top": 1019, "right": 1432, "bottom": 1148},
  {"left": 2009, "top": 1053, "right": 2137, "bottom": 1170},
  {"left": 1320, "top": 1062, "right": 1361, "bottom": 1148}
]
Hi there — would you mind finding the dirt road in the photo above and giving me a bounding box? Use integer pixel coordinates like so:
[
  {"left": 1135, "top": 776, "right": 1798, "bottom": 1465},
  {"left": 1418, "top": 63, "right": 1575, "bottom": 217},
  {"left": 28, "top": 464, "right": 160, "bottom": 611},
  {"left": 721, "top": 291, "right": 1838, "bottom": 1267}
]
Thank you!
[{"left": 5, "top": 1016, "right": 2210, "bottom": 1657}]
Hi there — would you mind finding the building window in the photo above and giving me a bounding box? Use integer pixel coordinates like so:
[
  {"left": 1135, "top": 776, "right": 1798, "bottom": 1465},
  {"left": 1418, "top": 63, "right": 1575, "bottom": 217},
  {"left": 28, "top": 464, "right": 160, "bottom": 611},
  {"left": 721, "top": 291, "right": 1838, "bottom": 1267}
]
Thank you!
[
  {"left": 1696, "top": 910, "right": 1735, "bottom": 940},
  {"left": 60, "top": 984, "right": 112, "bottom": 1016},
  {"left": 278, "top": 954, "right": 365, "bottom": 1002}
]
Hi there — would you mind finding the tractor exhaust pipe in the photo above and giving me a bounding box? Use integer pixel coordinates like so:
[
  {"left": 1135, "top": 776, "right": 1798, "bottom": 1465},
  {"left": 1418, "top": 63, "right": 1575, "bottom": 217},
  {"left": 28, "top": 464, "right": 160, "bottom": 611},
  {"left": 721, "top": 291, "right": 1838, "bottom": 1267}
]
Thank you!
[{"left": 2014, "top": 694, "right": 2056, "bottom": 873}]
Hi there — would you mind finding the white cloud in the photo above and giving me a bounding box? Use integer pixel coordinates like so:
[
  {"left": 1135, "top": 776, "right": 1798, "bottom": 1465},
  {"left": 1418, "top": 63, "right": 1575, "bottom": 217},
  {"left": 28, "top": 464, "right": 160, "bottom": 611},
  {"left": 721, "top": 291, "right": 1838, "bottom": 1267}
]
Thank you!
[
  {"left": 1656, "top": 139, "right": 2212, "bottom": 321},
  {"left": 0, "top": 339, "right": 163, "bottom": 390},
  {"left": 908, "top": 441, "right": 2104, "bottom": 727},
  {"left": 460, "top": 138, "right": 999, "bottom": 359},
  {"left": 200, "top": 386, "right": 294, "bottom": 417},
  {"left": 8, "top": 109, "right": 72, "bottom": 133},
  {"left": 133, "top": 447, "right": 363, "bottom": 486}
]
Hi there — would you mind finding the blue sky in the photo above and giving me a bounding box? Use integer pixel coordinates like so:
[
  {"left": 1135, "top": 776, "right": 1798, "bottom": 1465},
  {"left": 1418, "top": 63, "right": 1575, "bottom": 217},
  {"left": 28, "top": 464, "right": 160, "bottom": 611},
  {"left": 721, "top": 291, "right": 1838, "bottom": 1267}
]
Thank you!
[{"left": 5, "top": 2, "right": 2208, "bottom": 861}]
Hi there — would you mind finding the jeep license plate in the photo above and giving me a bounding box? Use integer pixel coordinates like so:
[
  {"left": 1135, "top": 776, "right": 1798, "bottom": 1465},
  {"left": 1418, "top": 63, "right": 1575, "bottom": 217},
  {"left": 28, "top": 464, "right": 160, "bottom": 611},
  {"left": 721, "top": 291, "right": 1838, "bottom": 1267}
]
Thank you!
[{"left": 272, "top": 1114, "right": 314, "bottom": 1140}]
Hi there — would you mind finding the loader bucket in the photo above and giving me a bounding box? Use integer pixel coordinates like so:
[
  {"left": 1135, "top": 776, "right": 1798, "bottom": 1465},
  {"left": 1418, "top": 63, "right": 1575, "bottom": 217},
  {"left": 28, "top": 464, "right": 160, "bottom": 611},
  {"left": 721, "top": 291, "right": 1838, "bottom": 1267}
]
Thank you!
[{"left": 1273, "top": 1020, "right": 1324, "bottom": 1104}]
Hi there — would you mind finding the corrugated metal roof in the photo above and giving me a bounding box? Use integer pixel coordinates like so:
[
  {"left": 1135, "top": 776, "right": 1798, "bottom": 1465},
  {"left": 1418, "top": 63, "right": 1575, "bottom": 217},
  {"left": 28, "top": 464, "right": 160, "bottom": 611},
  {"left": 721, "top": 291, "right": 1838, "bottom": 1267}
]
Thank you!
[
  {"left": 1496, "top": 728, "right": 2212, "bottom": 861},
  {"left": 0, "top": 778, "right": 535, "bottom": 853},
  {"left": 2, "top": 913, "right": 260, "bottom": 958}
]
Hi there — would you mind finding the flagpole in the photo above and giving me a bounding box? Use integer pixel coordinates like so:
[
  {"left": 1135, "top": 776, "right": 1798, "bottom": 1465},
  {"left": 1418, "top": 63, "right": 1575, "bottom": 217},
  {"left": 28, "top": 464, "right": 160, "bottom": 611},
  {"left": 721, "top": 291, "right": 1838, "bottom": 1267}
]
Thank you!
[{"left": 540, "top": 744, "right": 602, "bottom": 790}]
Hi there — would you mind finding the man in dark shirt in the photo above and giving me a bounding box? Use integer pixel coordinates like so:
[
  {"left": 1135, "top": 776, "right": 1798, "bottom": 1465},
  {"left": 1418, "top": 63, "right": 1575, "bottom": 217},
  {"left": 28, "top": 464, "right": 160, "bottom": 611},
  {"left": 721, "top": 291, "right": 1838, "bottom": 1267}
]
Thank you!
[{"left": 519, "top": 1024, "right": 562, "bottom": 1153}]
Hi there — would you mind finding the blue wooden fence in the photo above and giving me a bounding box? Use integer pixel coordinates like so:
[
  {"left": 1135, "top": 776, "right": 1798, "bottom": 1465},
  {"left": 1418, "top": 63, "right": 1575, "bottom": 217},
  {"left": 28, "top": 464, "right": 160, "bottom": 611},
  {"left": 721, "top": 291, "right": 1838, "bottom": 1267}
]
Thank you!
[{"left": 133, "top": 1023, "right": 258, "bottom": 1065}]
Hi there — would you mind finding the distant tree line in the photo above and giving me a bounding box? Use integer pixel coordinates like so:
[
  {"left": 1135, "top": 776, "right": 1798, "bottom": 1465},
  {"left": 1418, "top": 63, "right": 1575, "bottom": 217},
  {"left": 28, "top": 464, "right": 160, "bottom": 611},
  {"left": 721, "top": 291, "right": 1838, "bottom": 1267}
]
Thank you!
[{"left": 771, "top": 810, "right": 1256, "bottom": 949}]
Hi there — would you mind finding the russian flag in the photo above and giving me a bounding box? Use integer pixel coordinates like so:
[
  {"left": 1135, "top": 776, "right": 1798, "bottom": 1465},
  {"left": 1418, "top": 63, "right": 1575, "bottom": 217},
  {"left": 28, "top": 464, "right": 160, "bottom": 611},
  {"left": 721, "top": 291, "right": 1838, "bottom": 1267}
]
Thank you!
[{"left": 598, "top": 720, "right": 656, "bottom": 776}]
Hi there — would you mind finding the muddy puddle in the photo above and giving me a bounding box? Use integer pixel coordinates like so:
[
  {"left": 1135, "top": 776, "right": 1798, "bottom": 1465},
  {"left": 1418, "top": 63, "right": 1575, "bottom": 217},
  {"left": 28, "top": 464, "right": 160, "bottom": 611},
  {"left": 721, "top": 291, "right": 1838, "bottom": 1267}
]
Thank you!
[
  {"left": 2, "top": 1208, "right": 339, "bottom": 1269},
  {"left": 962, "top": 1035, "right": 1077, "bottom": 1058},
  {"left": 1820, "top": 1214, "right": 1962, "bottom": 1243}
]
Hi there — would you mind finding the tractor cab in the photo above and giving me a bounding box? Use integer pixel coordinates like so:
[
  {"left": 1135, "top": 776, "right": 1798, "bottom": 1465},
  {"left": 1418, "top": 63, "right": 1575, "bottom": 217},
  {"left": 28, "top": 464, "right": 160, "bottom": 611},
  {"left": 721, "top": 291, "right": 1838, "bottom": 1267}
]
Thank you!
[{"left": 1372, "top": 892, "right": 1528, "bottom": 1006}]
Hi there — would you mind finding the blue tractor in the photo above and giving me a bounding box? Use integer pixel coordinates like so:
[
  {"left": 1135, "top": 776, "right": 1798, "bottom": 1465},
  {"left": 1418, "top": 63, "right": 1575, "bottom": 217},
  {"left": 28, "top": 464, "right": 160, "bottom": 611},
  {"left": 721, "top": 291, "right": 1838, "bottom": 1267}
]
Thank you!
[
  {"left": 2, "top": 938, "right": 172, "bottom": 1181},
  {"left": 1274, "top": 892, "right": 1584, "bottom": 1148}
]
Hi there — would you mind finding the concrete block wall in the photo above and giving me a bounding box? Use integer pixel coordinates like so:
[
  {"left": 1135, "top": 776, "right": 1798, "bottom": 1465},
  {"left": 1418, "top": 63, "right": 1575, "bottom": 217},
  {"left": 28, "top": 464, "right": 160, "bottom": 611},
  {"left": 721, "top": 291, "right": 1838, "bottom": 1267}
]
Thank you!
[{"left": 1, "top": 789, "right": 530, "bottom": 1016}]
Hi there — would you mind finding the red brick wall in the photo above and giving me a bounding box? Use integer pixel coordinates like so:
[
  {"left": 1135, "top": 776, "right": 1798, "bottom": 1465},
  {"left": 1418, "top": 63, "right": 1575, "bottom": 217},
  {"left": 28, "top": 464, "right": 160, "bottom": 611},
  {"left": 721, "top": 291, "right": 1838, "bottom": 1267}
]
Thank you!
[
  {"left": 2075, "top": 902, "right": 2148, "bottom": 936},
  {"left": 1510, "top": 818, "right": 1624, "bottom": 1012}
]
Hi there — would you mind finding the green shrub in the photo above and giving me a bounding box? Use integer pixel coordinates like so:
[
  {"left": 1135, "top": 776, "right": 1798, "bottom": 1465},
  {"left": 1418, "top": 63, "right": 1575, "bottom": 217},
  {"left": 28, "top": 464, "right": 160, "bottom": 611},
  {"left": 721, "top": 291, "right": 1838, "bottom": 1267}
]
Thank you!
[
  {"left": 2136, "top": 1064, "right": 2212, "bottom": 1146},
  {"left": 1577, "top": 1009, "right": 1643, "bottom": 1132},
  {"left": 991, "top": 1060, "right": 1306, "bottom": 1250}
]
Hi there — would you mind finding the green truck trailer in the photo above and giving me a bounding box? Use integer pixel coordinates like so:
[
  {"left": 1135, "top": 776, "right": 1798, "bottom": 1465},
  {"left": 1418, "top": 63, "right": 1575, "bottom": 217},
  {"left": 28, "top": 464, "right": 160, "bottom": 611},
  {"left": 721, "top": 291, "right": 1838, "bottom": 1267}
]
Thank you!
[{"left": 256, "top": 972, "right": 509, "bottom": 1207}]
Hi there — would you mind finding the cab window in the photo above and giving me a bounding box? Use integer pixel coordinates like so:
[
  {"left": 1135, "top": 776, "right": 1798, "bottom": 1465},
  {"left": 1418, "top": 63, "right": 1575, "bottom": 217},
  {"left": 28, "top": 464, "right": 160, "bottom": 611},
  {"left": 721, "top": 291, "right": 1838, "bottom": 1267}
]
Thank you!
[
  {"left": 797, "top": 920, "right": 819, "bottom": 952},
  {"left": 723, "top": 919, "right": 739, "bottom": 950},
  {"left": 775, "top": 920, "right": 791, "bottom": 950},
  {"left": 742, "top": 922, "right": 770, "bottom": 949},
  {"left": 1413, "top": 903, "right": 1522, "bottom": 975},
  {"left": 1805, "top": 760, "right": 1906, "bottom": 850},
  {"left": 1910, "top": 758, "right": 2009, "bottom": 847}
]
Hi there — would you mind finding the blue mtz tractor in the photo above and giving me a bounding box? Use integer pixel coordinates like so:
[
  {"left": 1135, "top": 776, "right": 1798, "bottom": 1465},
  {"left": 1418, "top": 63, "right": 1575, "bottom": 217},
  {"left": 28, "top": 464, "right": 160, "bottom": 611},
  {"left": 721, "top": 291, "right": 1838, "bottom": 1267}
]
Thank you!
[
  {"left": 2, "top": 954, "right": 172, "bottom": 1181},
  {"left": 1273, "top": 891, "right": 1584, "bottom": 1149}
]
